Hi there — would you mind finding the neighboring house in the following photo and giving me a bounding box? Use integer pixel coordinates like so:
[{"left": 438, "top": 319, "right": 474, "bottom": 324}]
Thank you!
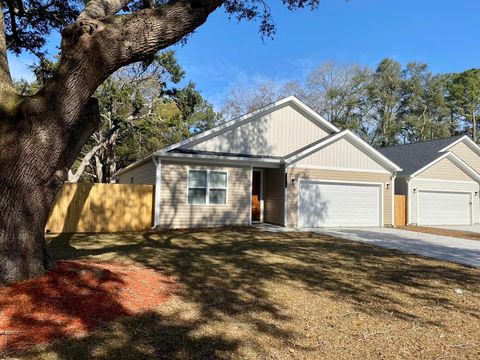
[
  {"left": 379, "top": 136, "right": 480, "bottom": 226},
  {"left": 115, "top": 96, "right": 401, "bottom": 229}
]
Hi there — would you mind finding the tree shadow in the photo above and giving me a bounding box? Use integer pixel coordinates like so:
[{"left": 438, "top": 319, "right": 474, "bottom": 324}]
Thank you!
[{"left": 24, "top": 227, "right": 480, "bottom": 359}]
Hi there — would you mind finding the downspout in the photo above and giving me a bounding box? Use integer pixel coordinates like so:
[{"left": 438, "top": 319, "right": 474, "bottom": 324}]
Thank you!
[
  {"left": 152, "top": 156, "right": 162, "bottom": 229},
  {"left": 391, "top": 173, "right": 396, "bottom": 227},
  {"left": 406, "top": 177, "right": 411, "bottom": 225}
]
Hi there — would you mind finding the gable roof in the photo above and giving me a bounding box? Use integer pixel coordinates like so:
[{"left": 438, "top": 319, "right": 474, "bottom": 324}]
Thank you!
[
  {"left": 285, "top": 130, "right": 402, "bottom": 172},
  {"left": 378, "top": 135, "right": 465, "bottom": 176},
  {"left": 439, "top": 134, "right": 480, "bottom": 155},
  {"left": 156, "top": 96, "right": 340, "bottom": 154},
  {"left": 411, "top": 151, "right": 480, "bottom": 182}
]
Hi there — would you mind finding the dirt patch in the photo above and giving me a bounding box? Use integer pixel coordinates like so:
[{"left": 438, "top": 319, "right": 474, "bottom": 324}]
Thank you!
[
  {"left": 0, "top": 260, "right": 177, "bottom": 353},
  {"left": 399, "top": 225, "right": 480, "bottom": 241}
]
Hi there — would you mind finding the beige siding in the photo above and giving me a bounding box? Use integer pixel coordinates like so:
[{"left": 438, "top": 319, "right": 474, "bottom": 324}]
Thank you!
[
  {"left": 409, "top": 179, "right": 479, "bottom": 224},
  {"left": 160, "top": 161, "right": 250, "bottom": 228},
  {"left": 449, "top": 141, "right": 480, "bottom": 173},
  {"left": 185, "top": 104, "right": 331, "bottom": 156},
  {"left": 417, "top": 157, "right": 473, "bottom": 181},
  {"left": 297, "top": 138, "right": 388, "bottom": 172},
  {"left": 263, "top": 168, "right": 285, "bottom": 226},
  {"left": 117, "top": 160, "right": 156, "bottom": 184},
  {"left": 286, "top": 167, "right": 392, "bottom": 227}
]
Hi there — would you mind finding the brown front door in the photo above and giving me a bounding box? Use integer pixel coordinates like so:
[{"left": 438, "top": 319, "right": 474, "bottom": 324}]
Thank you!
[{"left": 252, "top": 171, "right": 261, "bottom": 222}]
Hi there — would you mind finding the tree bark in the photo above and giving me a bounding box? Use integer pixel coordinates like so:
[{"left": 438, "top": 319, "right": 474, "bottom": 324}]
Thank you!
[{"left": 0, "top": 0, "right": 224, "bottom": 284}]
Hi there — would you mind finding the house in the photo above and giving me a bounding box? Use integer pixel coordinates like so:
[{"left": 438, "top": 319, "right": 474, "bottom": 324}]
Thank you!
[
  {"left": 115, "top": 96, "right": 401, "bottom": 229},
  {"left": 379, "top": 136, "right": 480, "bottom": 226}
]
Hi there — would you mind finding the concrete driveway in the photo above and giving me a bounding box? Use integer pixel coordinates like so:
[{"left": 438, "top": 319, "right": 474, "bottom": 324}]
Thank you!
[{"left": 304, "top": 227, "right": 480, "bottom": 267}]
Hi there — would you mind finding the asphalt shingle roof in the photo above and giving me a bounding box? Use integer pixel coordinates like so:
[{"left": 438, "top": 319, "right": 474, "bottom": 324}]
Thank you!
[{"left": 378, "top": 136, "right": 465, "bottom": 176}]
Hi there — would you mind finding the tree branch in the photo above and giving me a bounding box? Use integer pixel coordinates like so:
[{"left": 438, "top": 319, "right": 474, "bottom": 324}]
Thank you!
[
  {"left": 0, "top": 2, "right": 15, "bottom": 97},
  {"left": 37, "top": 0, "right": 224, "bottom": 129},
  {"left": 67, "top": 142, "right": 105, "bottom": 183},
  {"left": 78, "top": 0, "right": 136, "bottom": 19}
]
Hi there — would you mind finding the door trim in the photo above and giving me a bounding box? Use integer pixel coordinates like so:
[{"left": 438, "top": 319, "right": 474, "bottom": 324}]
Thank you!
[{"left": 252, "top": 169, "right": 264, "bottom": 223}]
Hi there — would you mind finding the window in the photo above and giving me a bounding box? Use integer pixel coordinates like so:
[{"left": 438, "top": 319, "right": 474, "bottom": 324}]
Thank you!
[{"left": 188, "top": 170, "right": 227, "bottom": 205}]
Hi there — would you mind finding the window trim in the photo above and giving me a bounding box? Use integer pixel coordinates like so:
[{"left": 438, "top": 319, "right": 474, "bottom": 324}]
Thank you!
[{"left": 187, "top": 169, "right": 228, "bottom": 206}]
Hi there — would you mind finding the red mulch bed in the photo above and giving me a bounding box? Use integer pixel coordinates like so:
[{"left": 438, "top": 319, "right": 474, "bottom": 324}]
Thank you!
[{"left": 0, "top": 260, "right": 178, "bottom": 353}]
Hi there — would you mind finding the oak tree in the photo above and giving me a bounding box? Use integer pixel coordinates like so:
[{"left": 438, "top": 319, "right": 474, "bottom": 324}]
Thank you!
[{"left": 0, "top": 0, "right": 321, "bottom": 284}]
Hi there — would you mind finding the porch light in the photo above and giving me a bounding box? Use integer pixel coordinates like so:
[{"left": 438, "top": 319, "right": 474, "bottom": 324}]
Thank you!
[
  {"left": 413, "top": 188, "right": 417, "bottom": 194},
  {"left": 291, "top": 178, "right": 296, "bottom": 185},
  {"left": 385, "top": 183, "right": 390, "bottom": 189},
  {"left": 475, "top": 191, "right": 478, "bottom": 197}
]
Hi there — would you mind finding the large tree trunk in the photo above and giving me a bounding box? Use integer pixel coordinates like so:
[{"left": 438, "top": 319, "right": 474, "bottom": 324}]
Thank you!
[{"left": 0, "top": 0, "right": 224, "bottom": 285}]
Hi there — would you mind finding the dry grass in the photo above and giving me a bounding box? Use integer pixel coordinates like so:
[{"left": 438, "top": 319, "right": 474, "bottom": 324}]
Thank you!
[
  {"left": 400, "top": 225, "right": 480, "bottom": 241},
  {"left": 7, "top": 227, "right": 480, "bottom": 359}
]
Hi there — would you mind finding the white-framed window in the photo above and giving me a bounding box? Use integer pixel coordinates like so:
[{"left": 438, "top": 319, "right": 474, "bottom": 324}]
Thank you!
[{"left": 188, "top": 170, "right": 227, "bottom": 205}]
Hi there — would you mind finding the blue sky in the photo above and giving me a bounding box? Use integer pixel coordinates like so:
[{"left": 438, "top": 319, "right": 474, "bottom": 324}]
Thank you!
[{"left": 7, "top": 0, "right": 480, "bottom": 108}]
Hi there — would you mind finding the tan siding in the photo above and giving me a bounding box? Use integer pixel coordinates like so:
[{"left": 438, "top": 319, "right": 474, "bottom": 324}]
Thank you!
[
  {"left": 449, "top": 141, "right": 480, "bottom": 173},
  {"left": 160, "top": 161, "right": 250, "bottom": 228},
  {"left": 409, "top": 179, "right": 479, "bottom": 224},
  {"left": 286, "top": 167, "right": 392, "bottom": 227},
  {"left": 297, "top": 138, "right": 389, "bottom": 171},
  {"left": 117, "top": 160, "right": 156, "bottom": 184},
  {"left": 263, "top": 168, "right": 285, "bottom": 226},
  {"left": 185, "top": 104, "right": 331, "bottom": 156},
  {"left": 417, "top": 157, "right": 473, "bottom": 181}
]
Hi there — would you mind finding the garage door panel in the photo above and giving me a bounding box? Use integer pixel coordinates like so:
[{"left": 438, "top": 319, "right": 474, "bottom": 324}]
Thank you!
[
  {"left": 418, "top": 191, "right": 471, "bottom": 226},
  {"left": 299, "top": 181, "right": 381, "bottom": 228}
]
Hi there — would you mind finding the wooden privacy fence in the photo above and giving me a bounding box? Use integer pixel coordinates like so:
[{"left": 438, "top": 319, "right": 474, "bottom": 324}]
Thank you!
[
  {"left": 45, "top": 183, "right": 154, "bottom": 233},
  {"left": 394, "top": 195, "right": 407, "bottom": 226}
]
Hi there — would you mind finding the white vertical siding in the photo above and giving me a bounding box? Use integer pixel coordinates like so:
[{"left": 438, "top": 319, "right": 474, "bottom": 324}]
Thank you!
[{"left": 184, "top": 104, "right": 332, "bottom": 156}]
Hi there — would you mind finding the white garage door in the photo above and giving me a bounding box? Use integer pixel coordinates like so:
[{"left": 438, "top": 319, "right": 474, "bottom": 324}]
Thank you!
[
  {"left": 418, "top": 191, "right": 471, "bottom": 226},
  {"left": 298, "top": 181, "right": 382, "bottom": 228}
]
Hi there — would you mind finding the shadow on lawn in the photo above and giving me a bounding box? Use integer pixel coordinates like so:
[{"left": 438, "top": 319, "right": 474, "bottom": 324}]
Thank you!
[{"left": 20, "top": 227, "right": 480, "bottom": 359}]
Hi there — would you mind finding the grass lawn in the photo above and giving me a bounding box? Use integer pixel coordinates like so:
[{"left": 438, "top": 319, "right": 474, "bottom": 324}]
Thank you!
[
  {"left": 11, "top": 227, "right": 480, "bottom": 359},
  {"left": 400, "top": 225, "right": 480, "bottom": 241}
]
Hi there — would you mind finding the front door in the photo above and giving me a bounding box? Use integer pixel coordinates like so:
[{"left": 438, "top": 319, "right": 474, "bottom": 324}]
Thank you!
[{"left": 252, "top": 171, "right": 261, "bottom": 222}]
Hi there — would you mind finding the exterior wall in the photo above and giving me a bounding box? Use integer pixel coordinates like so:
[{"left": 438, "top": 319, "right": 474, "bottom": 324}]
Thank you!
[
  {"left": 286, "top": 167, "right": 392, "bottom": 227},
  {"left": 159, "top": 161, "right": 250, "bottom": 228},
  {"left": 117, "top": 160, "right": 156, "bottom": 185},
  {"left": 296, "top": 138, "right": 388, "bottom": 172},
  {"left": 395, "top": 176, "right": 409, "bottom": 195},
  {"left": 449, "top": 141, "right": 480, "bottom": 173},
  {"left": 408, "top": 178, "right": 479, "bottom": 225},
  {"left": 185, "top": 104, "right": 331, "bottom": 156},
  {"left": 416, "top": 157, "right": 472, "bottom": 181},
  {"left": 263, "top": 168, "right": 285, "bottom": 226}
]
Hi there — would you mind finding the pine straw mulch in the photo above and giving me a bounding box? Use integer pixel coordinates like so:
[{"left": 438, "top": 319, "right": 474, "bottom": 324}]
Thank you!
[
  {"left": 0, "top": 260, "right": 178, "bottom": 354},
  {"left": 399, "top": 225, "right": 480, "bottom": 241}
]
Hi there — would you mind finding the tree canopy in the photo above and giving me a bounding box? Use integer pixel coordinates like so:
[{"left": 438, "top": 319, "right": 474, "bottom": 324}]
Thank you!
[{"left": 221, "top": 58, "right": 478, "bottom": 146}]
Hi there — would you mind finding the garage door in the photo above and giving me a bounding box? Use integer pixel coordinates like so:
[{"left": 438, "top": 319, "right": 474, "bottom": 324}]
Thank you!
[
  {"left": 298, "top": 181, "right": 381, "bottom": 228},
  {"left": 418, "top": 191, "right": 471, "bottom": 226}
]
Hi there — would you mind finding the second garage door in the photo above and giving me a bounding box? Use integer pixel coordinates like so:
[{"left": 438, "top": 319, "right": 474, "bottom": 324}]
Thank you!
[
  {"left": 298, "top": 181, "right": 382, "bottom": 228},
  {"left": 417, "top": 190, "right": 471, "bottom": 226}
]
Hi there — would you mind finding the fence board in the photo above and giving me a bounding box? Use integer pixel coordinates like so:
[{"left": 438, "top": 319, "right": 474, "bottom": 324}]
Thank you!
[
  {"left": 394, "top": 195, "right": 407, "bottom": 226},
  {"left": 45, "top": 183, "right": 154, "bottom": 233}
]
